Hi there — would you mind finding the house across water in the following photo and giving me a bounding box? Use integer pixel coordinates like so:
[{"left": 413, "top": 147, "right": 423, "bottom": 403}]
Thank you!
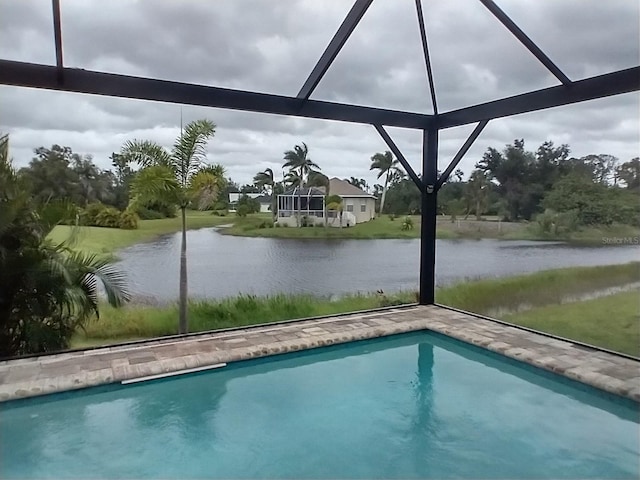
[{"left": 277, "top": 177, "right": 376, "bottom": 227}]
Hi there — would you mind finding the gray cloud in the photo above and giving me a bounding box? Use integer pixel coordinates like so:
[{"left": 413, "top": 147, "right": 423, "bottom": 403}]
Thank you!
[{"left": 0, "top": 0, "right": 638, "bottom": 188}]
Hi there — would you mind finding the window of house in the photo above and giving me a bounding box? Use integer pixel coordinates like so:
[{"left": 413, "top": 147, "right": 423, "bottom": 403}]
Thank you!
[
  {"left": 360, "top": 200, "right": 366, "bottom": 212},
  {"left": 346, "top": 204, "right": 354, "bottom": 212}
]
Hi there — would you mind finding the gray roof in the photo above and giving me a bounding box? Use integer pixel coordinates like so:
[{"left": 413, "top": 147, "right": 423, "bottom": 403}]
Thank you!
[{"left": 328, "top": 178, "right": 375, "bottom": 197}]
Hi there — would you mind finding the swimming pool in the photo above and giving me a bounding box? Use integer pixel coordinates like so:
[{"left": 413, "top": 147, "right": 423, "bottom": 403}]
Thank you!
[{"left": 1, "top": 331, "right": 638, "bottom": 479}]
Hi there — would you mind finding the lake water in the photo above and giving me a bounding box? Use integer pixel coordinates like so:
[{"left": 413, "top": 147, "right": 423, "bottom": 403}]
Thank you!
[{"left": 115, "top": 228, "right": 638, "bottom": 303}]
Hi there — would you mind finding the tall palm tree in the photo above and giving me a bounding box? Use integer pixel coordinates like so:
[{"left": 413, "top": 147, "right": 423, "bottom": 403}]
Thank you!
[
  {"left": 370, "top": 150, "right": 400, "bottom": 214},
  {"left": 283, "top": 143, "right": 320, "bottom": 227},
  {"left": 120, "top": 119, "right": 224, "bottom": 334},
  {"left": 0, "top": 134, "right": 130, "bottom": 357},
  {"left": 253, "top": 168, "right": 277, "bottom": 222}
]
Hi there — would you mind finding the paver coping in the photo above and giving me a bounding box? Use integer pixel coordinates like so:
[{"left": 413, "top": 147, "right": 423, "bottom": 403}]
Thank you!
[{"left": 0, "top": 305, "right": 638, "bottom": 403}]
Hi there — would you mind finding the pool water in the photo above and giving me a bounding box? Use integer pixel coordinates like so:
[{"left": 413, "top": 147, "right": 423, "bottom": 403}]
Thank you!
[{"left": 1, "top": 332, "right": 638, "bottom": 479}]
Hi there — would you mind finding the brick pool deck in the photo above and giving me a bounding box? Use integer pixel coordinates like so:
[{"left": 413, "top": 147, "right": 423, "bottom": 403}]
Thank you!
[{"left": 1, "top": 305, "right": 639, "bottom": 402}]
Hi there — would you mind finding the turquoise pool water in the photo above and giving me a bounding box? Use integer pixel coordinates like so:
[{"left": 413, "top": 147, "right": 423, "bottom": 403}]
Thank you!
[{"left": 1, "top": 332, "right": 638, "bottom": 479}]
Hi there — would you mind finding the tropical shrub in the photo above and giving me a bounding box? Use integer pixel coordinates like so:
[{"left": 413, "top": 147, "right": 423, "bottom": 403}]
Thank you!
[
  {"left": 81, "top": 202, "right": 107, "bottom": 226},
  {"left": 95, "top": 207, "right": 121, "bottom": 228},
  {"left": 236, "top": 204, "right": 249, "bottom": 217},
  {"left": 401, "top": 216, "right": 414, "bottom": 230},
  {"left": 0, "top": 134, "right": 130, "bottom": 357},
  {"left": 119, "top": 210, "right": 139, "bottom": 230}
]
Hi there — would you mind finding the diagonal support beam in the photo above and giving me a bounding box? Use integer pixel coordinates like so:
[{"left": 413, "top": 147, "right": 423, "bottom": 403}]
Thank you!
[
  {"left": 436, "top": 120, "right": 489, "bottom": 190},
  {"left": 478, "top": 0, "right": 570, "bottom": 85},
  {"left": 438, "top": 66, "right": 639, "bottom": 129},
  {"left": 0, "top": 60, "right": 435, "bottom": 129},
  {"left": 51, "top": 0, "right": 63, "bottom": 81},
  {"left": 297, "top": 0, "right": 373, "bottom": 100},
  {"left": 414, "top": 0, "right": 438, "bottom": 114},
  {"left": 374, "top": 124, "right": 423, "bottom": 190}
]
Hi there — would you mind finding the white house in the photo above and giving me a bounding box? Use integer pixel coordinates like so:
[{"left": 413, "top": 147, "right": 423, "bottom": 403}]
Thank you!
[
  {"left": 228, "top": 192, "right": 271, "bottom": 213},
  {"left": 276, "top": 177, "right": 376, "bottom": 227}
]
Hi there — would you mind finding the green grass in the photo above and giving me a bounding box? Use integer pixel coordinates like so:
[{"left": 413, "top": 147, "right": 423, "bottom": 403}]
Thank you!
[
  {"left": 70, "top": 263, "right": 639, "bottom": 356},
  {"left": 503, "top": 290, "right": 640, "bottom": 357},
  {"left": 48, "top": 210, "right": 231, "bottom": 256},
  {"left": 70, "top": 291, "right": 416, "bottom": 348},
  {"left": 221, "top": 215, "right": 529, "bottom": 240},
  {"left": 436, "top": 262, "right": 640, "bottom": 315}
]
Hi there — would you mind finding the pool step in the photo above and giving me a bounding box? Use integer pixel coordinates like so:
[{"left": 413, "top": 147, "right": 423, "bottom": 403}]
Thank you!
[{"left": 121, "top": 363, "right": 227, "bottom": 385}]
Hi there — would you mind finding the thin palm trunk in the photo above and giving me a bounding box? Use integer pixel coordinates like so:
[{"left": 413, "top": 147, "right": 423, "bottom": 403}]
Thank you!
[
  {"left": 380, "top": 174, "right": 390, "bottom": 214},
  {"left": 179, "top": 206, "right": 188, "bottom": 334},
  {"left": 271, "top": 184, "right": 277, "bottom": 223}
]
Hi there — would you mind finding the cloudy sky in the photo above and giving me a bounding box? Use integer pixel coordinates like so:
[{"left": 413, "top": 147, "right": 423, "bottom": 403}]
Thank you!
[{"left": 1, "top": 0, "right": 638, "bottom": 187}]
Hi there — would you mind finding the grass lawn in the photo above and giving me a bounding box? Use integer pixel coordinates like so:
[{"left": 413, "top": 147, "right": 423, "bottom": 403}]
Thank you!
[
  {"left": 436, "top": 262, "right": 640, "bottom": 314},
  {"left": 222, "top": 215, "right": 533, "bottom": 240},
  {"left": 503, "top": 290, "right": 640, "bottom": 357},
  {"left": 48, "top": 210, "right": 231, "bottom": 256}
]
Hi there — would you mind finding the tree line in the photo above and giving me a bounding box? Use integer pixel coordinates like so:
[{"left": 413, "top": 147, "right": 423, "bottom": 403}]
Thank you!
[{"left": 381, "top": 139, "right": 639, "bottom": 232}]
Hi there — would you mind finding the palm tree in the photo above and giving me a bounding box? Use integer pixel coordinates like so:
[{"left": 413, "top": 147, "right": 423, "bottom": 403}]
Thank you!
[
  {"left": 253, "top": 168, "right": 277, "bottom": 223},
  {"left": 283, "top": 143, "right": 320, "bottom": 227},
  {"left": 0, "top": 134, "right": 130, "bottom": 357},
  {"left": 120, "top": 119, "right": 224, "bottom": 334},
  {"left": 370, "top": 150, "right": 400, "bottom": 214},
  {"left": 308, "top": 171, "right": 330, "bottom": 227}
]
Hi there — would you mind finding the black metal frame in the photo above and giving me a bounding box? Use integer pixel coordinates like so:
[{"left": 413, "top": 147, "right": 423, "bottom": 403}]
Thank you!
[{"left": 2, "top": 0, "right": 638, "bottom": 305}]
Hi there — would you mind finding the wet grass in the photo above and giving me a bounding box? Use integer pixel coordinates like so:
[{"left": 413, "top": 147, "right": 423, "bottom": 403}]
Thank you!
[
  {"left": 71, "top": 263, "right": 639, "bottom": 356},
  {"left": 71, "top": 291, "right": 416, "bottom": 348},
  {"left": 503, "top": 290, "right": 640, "bottom": 357},
  {"left": 436, "top": 262, "right": 640, "bottom": 315}
]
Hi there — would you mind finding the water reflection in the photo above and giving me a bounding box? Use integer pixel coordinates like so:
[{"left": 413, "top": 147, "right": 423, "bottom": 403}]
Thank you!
[{"left": 115, "top": 228, "right": 638, "bottom": 302}]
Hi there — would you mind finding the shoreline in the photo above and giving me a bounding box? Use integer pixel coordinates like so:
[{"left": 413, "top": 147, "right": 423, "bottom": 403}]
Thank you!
[{"left": 49, "top": 212, "right": 640, "bottom": 256}]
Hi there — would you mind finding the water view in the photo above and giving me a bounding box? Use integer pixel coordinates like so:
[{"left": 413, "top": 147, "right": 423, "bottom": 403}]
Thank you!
[{"left": 117, "top": 228, "right": 639, "bottom": 302}]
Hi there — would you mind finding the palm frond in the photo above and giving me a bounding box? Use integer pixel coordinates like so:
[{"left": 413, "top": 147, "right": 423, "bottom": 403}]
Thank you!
[
  {"left": 189, "top": 169, "right": 224, "bottom": 210},
  {"left": 120, "top": 140, "right": 172, "bottom": 168},
  {"left": 130, "top": 165, "right": 181, "bottom": 206},
  {"left": 172, "top": 119, "right": 216, "bottom": 185}
]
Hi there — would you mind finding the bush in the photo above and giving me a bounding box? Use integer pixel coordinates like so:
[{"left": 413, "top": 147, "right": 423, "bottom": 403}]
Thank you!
[
  {"left": 135, "top": 201, "right": 177, "bottom": 219},
  {"left": 236, "top": 205, "right": 249, "bottom": 217},
  {"left": 257, "top": 220, "right": 273, "bottom": 229},
  {"left": 401, "top": 216, "right": 414, "bottom": 231},
  {"left": 95, "top": 207, "right": 122, "bottom": 228},
  {"left": 81, "top": 202, "right": 107, "bottom": 226},
  {"left": 135, "top": 206, "right": 165, "bottom": 220},
  {"left": 388, "top": 214, "right": 396, "bottom": 221},
  {"left": 119, "top": 210, "right": 139, "bottom": 230}
]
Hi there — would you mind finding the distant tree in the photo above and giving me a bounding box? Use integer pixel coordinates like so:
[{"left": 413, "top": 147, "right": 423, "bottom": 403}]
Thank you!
[
  {"left": 384, "top": 178, "right": 421, "bottom": 215},
  {"left": 308, "top": 171, "right": 330, "bottom": 227},
  {"left": 254, "top": 168, "right": 278, "bottom": 222},
  {"left": 370, "top": 151, "right": 400, "bottom": 214},
  {"left": 326, "top": 194, "right": 343, "bottom": 228},
  {"left": 120, "top": 119, "right": 223, "bottom": 334},
  {"left": 464, "top": 170, "right": 491, "bottom": 220},
  {"left": 237, "top": 194, "right": 260, "bottom": 214},
  {"left": 477, "top": 139, "right": 544, "bottom": 221},
  {"left": 283, "top": 143, "right": 320, "bottom": 227},
  {"left": 542, "top": 172, "right": 639, "bottom": 226},
  {"left": 240, "top": 184, "right": 261, "bottom": 194},
  {"left": 615, "top": 158, "right": 640, "bottom": 190},
  {"left": 346, "top": 177, "right": 368, "bottom": 191}
]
